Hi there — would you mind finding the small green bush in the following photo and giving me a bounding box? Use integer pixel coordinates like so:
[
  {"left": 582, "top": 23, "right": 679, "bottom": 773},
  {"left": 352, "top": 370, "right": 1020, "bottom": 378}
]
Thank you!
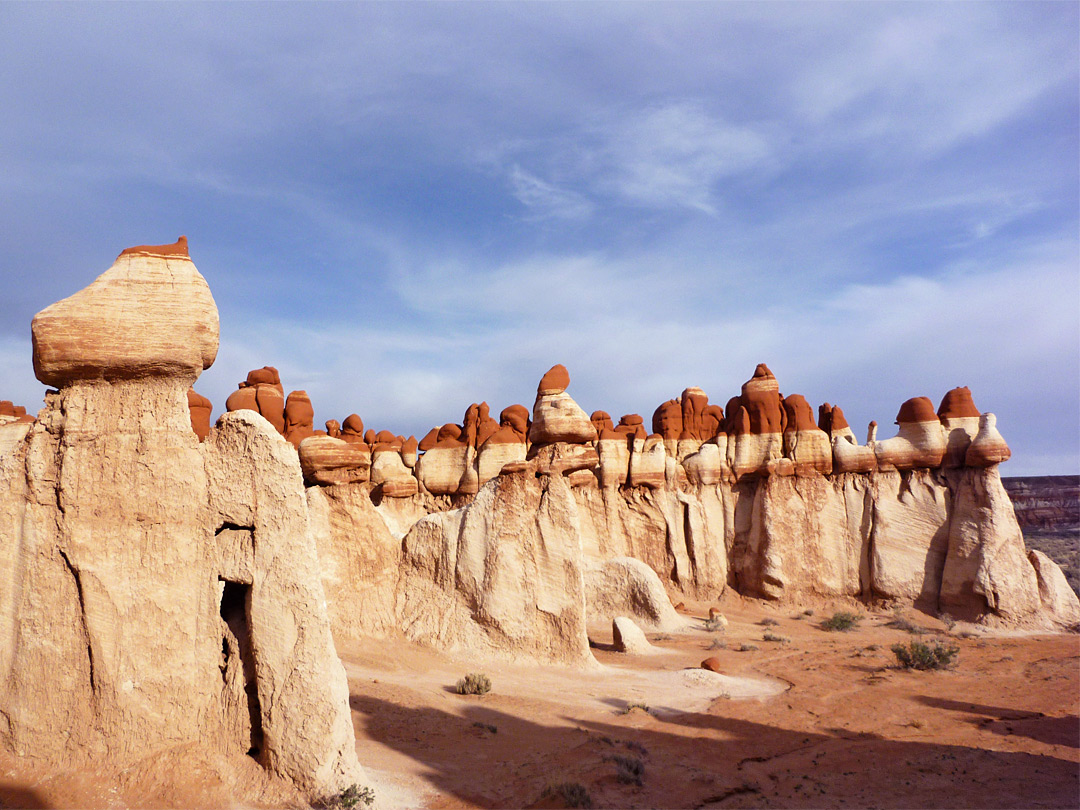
[
  {"left": 703, "top": 617, "right": 726, "bottom": 632},
  {"left": 891, "top": 640, "right": 959, "bottom": 670},
  {"left": 821, "top": 611, "right": 861, "bottom": 632},
  {"left": 542, "top": 782, "right": 593, "bottom": 808},
  {"left": 455, "top": 672, "right": 491, "bottom": 695},
  {"left": 708, "top": 638, "right": 727, "bottom": 650}
]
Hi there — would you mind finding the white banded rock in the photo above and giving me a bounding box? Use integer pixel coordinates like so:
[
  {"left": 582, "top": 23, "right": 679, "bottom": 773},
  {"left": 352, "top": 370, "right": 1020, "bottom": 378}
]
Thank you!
[{"left": 32, "top": 237, "right": 218, "bottom": 387}]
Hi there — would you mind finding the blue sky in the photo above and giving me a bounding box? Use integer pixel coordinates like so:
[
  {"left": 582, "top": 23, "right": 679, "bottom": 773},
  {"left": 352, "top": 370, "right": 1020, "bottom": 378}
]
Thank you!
[{"left": 1, "top": 1, "right": 1076, "bottom": 475}]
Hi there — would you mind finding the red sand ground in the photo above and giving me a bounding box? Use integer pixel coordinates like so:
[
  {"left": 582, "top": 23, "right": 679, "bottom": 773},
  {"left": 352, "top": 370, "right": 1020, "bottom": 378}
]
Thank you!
[{"left": 1, "top": 596, "right": 1077, "bottom": 809}]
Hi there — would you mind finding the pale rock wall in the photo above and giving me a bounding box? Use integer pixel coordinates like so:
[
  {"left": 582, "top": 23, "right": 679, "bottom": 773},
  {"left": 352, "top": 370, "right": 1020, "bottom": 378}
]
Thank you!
[
  {"left": 396, "top": 469, "right": 594, "bottom": 666},
  {"left": 868, "top": 470, "right": 951, "bottom": 607}
]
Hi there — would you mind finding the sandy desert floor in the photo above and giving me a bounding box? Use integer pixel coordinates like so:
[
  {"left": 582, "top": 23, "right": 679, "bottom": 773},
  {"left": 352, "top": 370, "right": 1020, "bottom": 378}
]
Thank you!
[{"left": 1, "top": 595, "right": 1077, "bottom": 809}]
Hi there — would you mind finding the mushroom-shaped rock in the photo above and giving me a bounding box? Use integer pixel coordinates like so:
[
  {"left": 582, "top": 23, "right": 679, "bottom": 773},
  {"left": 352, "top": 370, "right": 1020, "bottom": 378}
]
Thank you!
[
  {"left": 284, "top": 390, "right": 315, "bottom": 448},
  {"left": 244, "top": 365, "right": 283, "bottom": 394},
  {"left": 874, "top": 396, "right": 946, "bottom": 470},
  {"left": 615, "top": 413, "right": 647, "bottom": 441},
  {"left": 612, "top": 617, "right": 653, "bottom": 654},
  {"left": 341, "top": 414, "right": 365, "bottom": 444},
  {"left": 401, "top": 435, "right": 419, "bottom": 467},
  {"left": 325, "top": 419, "right": 341, "bottom": 438},
  {"left": 537, "top": 364, "right": 570, "bottom": 395},
  {"left": 590, "top": 410, "right": 614, "bottom": 436},
  {"left": 415, "top": 441, "right": 470, "bottom": 495},
  {"left": 478, "top": 410, "right": 528, "bottom": 486},
  {"left": 652, "top": 398, "right": 683, "bottom": 457},
  {"left": 298, "top": 435, "right": 371, "bottom": 486},
  {"left": 370, "top": 445, "right": 416, "bottom": 489},
  {"left": 781, "top": 394, "right": 832, "bottom": 475},
  {"left": 965, "top": 413, "right": 1011, "bottom": 467},
  {"left": 729, "top": 365, "right": 784, "bottom": 477},
  {"left": 32, "top": 236, "right": 219, "bottom": 387},
  {"left": 529, "top": 366, "right": 596, "bottom": 445},
  {"left": 187, "top": 388, "right": 213, "bottom": 441},
  {"left": 938, "top": 387, "right": 982, "bottom": 468}
]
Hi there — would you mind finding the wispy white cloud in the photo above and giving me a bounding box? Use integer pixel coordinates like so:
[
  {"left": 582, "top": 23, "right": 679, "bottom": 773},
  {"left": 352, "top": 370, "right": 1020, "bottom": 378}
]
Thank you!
[
  {"left": 589, "top": 102, "right": 776, "bottom": 213},
  {"left": 507, "top": 165, "right": 595, "bottom": 221}
]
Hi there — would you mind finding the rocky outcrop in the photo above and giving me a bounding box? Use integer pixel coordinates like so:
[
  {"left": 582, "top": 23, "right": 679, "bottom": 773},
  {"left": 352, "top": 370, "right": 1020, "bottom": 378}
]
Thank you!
[
  {"left": 529, "top": 364, "right": 597, "bottom": 445},
  {"left": 0, "top": 240, "right": 367, "bottom": 802},
  {"left": 584, "top": 557, "right": 685, "bottom": 632}
]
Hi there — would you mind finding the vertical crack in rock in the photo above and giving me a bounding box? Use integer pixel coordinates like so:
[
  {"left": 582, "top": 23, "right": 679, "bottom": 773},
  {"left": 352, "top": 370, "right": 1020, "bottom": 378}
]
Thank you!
[{"left": 57, "top": 548, "right": 94, "bottom": 696}]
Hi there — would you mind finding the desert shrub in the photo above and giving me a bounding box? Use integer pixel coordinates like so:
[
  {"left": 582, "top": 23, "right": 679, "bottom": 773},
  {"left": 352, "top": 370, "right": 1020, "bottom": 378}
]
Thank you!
[
  {"left": 939, "top": 613, "right": 957, "bottom": 631},
  {"left": 762, "top": 630, "right": 790, "bottom": 643},
  {"left": 472, "top": 721, "right": 497, "bottom": 734},
  {"left": 609, "top": 754, "right": 645, "bottom": 786},
  {"left": 803, "top": 608, "right": 815, "bottom": 617},
  {"left": 821, "top": 611, "right": 861, "bottom": 632},
  {"left": 625, "top": 740, "right": 648, "bottom": 756},
  {"left": 703, "top": 617, "right": 726, "bottom": 632},
  {"left": 542, "top": 782, "right": 593, "bottom": 809},
  {"left": 891, "top": 640, "right": 959, "bottom": 670},
  {"left": 618, "top": 700, "right": 650, "bottom": 715},
  {"left": 455, "top": 672, "right": 491, "bottom": 695},
  {"left": 738, "top": 643, "right": 759, "bottom": 652},
  {"left": 651, "top": 633, "right": 672, "bottom": 642},
  {"left": 759, "top": 617, "right": 779, "bottom": 626},
  {"left": 328, "top": 784, "right": 374, "bottom": 809},
  {"left": 708, "top": 638, "right": 727, "bottom": 650}
]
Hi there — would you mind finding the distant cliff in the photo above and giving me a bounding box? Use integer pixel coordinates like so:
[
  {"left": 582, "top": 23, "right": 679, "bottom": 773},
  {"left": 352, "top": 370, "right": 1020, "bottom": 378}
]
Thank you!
[{"left": 1003, "top": 476, "right": 1080, "bottom": 532}]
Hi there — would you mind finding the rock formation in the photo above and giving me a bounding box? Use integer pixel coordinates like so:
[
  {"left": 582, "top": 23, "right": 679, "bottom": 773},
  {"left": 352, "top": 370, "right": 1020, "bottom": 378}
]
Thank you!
[
  {"left": 0, "top": 240, "right": 367, "bottom": 802},
  {"left": 5, "top": 238, "right": 1075, "bottom": 810}
]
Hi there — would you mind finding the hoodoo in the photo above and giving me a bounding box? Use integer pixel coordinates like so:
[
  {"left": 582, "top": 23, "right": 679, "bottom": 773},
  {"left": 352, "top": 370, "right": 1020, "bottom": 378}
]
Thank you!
[{"left": 0, "top": 240, "right": 367, "bottom": 803}]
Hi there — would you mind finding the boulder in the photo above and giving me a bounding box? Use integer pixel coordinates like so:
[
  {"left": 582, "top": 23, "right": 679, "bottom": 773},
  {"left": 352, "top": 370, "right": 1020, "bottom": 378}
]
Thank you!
[
  {"left": 298, "top": 435, "right": 371, "bottom": 486},
  {"left": 701, "top": 657, "right": 722, "bottom": 673},
  {"left": 612, "top": 617, "right": 653, "bottom": 654},
  {"left": 31, "top": 237, "right": 218, "bottom": 387}
]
